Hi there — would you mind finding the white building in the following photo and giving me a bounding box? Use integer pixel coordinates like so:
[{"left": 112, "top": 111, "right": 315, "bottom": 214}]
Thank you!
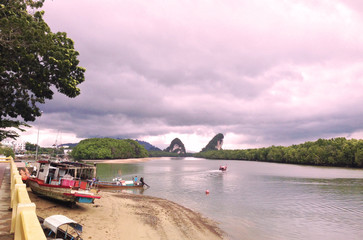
[{"left": 1, "top": 138, "right": 26, "bottom": 153}]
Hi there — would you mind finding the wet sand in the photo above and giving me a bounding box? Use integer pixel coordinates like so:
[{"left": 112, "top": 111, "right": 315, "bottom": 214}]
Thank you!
[{"left": 29, "top": 190, "right": 225, "bottom": 240}]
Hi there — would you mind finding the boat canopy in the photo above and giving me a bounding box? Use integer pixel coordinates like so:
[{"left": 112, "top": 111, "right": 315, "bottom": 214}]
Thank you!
[{"left": 43, "top": 215, "right": 83, "bottom": 233}]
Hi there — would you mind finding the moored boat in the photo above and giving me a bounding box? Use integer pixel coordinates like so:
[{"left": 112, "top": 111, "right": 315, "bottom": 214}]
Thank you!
[
  {"left": 28, "top": 160, "right": 101, "bottom": 205},
  {"left": 94, "top": 179, "right": 145, "bottom": 189}
]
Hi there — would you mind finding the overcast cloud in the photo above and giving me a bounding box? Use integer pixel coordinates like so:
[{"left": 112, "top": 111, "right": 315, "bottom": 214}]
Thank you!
[{"left": 18, "top": 0, "right": 363, "bottom": 152}]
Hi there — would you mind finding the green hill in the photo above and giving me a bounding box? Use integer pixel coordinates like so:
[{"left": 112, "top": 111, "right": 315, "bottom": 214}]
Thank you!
[{"left": 71, "top": 138, "right": 148, "bottom": 160}]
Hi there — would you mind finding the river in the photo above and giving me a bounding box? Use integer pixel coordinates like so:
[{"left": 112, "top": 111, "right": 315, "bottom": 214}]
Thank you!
[{"left": 96, "top": 157, "right": 363, "bottom": 240}]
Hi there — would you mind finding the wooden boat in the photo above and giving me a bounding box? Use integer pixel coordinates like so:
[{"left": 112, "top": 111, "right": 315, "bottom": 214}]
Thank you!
[
  {"left": 38, "top": 215, "right": 83, "bottom": 240},
  {"left": 94, "top": 179, "right": 145, "bottom": 189},
  {"left": 28, "top": 160, "right": 101, "bottom": 205}
]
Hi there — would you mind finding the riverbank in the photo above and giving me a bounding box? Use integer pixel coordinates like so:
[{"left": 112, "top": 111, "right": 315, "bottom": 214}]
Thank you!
[
  {"left": 83, "top": 157, "right": 157, "bottom": 164},
  {"left": 28, "top": 190, "right": 225, "bottom": 240}
]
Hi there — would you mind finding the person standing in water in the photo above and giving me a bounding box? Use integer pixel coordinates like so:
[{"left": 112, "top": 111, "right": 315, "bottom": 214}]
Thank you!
[{"left": 140, "top": 177, "right": 149, "bottom": 187}]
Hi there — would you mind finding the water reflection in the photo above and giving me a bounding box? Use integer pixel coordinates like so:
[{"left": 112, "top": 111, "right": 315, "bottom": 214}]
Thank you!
[
  {"left": 96, "top": 163, "right": 144, "bottom": 181},
  {"left": 100, "top": 188, "right": 146, "bottom": 195},
  {"left": 95, "top": 158, "right": 363, "bottom": 240}
]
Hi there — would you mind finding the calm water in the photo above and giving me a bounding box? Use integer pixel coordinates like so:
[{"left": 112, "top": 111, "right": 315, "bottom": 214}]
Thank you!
[{"left": 96, "top": 157, "right": 363, "bottom": 240}]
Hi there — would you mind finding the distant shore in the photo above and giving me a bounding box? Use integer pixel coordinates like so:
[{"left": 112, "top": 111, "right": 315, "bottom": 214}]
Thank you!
[
  {"left": 29, "top": 190, "right": 225, "bottom": 240},
  {"left": 83, "top": 157, "right": 157, "bottom": 164}
]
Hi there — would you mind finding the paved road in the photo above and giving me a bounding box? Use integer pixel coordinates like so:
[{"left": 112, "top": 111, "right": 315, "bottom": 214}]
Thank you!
[
  {"left": 0, "top": 162, "right": 13, "bottom": 240},
  {"left": 0, "top": 163, "right": 6, "bottom": 187}
]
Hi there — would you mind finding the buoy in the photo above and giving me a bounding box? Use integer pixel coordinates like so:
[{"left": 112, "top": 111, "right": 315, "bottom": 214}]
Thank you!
[{"left": 205, "top": 189, "right": 210, "bottom": 194}]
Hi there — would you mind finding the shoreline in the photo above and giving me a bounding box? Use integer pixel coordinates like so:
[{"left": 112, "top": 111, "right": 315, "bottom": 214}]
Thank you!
[
  {"left": 83, "top": 157, "right": 158, "bottom": 164},
  {"left": 29, "top": 190, "right": 225, "bottom": 240}
]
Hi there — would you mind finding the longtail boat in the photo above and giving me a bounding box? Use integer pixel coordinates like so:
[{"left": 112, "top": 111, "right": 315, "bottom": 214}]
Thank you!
[
  {"left": 28, "top": 160, "right": 101, "bottom": 205},
  {"left": 94, "top": 179, "right": 145, "bottom": 189}
]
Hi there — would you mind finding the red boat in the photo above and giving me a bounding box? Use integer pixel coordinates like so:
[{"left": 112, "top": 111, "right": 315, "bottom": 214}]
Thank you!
[{"left": 219, "top": 165, "right": 227, "bottom": 171}]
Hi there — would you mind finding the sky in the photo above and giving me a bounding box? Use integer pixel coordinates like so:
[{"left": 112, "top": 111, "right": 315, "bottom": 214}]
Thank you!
[{"left": 16, "top": 0, "right": 363, "bottom": 152}]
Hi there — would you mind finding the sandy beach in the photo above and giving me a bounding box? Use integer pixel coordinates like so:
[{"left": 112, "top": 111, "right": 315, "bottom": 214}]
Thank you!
[{"left": 28, "top": 189, "right": 225, "bottom": 240}]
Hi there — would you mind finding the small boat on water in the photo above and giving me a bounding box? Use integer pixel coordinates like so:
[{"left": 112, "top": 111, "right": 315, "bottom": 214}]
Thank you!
[
  {"left": 28, "top": 160, "right": 101, "bottom": 205},
  {"left": 94, "top": 177, "right": 147, "bottom": 189},
  {"left": 219, "top": 165, "right": 227, "bottom": 171},
  {"left": 39, "top": 215, "right": 83, "bottom": 240}
]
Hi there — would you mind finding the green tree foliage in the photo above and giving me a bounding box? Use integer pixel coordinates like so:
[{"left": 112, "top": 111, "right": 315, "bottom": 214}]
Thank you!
[
  {"left": 35, "top": 146, "right": 64, "bottom": 156},
  {"left": 148, "top": 150, "right": 193, "bottom": 157},
  {"left": 0, "top": 0, "right": 85, "bottom": 140},
  {"left": 71, "top": 138, "right": 148, "bottom": 160},
  {"left": 195, "top": 138, "right": 363, "bottom": 168},
  {"left": 354, "top": 141, "right": 363, "bottom": 167},
  {"left": 0, "top": 146, "right": 14, "bottom": 158},
  {"left": 25, "top": 142, "right": 37, "bottom": 151},
  {"left": 148, "top": 150, "right": 180, "bottom": 157}
]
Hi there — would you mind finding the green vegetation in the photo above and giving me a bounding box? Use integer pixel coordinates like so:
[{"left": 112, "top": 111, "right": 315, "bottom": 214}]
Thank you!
[
  {"left": 0, "top": 0, "right": 85, "bottom": 141},
  {"left": 195, "top": 138, "right": 363, "bottom": 168},
  {"left": 25, "top": 142, "right": 37, "bottom": 152},
  {"left": 148, "top": 150, "right": 193, "bottom": 157},
  {"left": 0, "top": 146, "right": 14, "bottom": 158},
  {"left": 148, "top": 150, "right": 180, "bottom": 157},
  {"left": 32, "top": 147, "right": 64, "bottom": 157},
  {"left": 71, "top": 138, "right": 148, "bottom": 160}
]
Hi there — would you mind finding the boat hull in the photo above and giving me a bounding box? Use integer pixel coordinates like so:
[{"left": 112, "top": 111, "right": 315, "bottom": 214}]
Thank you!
[
  {"left": 95, "top": 182, "right": 144, "bottom": 189},
  {"left": 28, "top": 178, "right": 100, "bottom": 204}
]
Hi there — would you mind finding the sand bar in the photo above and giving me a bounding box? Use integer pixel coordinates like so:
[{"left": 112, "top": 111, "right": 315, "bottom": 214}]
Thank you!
[{"left": 29, "top": 190, "right": 225, "bottom": 240}]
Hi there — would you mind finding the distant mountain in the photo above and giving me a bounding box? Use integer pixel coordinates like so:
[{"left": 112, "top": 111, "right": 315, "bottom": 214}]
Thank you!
[
  {"left": 164, "top": 138, "right": 186, "bottom": 155},
  {"left": 135, "top": 140, "right": 161, "bottom": 151},
  {"left": 201, "top": 133, "right": 224, "bottom": 152},
  {"left": 59, "top": 143, "right": 78, "bottom": 148}
]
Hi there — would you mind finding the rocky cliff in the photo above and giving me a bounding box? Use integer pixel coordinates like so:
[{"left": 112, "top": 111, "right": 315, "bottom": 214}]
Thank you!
[
  {"left": 164, "top": 138, "right": 186, "bottom": 155},
  {"left": 201, "top": 133, "right": 224, "bottom": 152}
]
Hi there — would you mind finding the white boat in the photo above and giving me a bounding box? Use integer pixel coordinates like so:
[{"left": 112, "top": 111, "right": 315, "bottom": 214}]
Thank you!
[{"left": 39, "top": 214, "right": 83, "bottom": 240}]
